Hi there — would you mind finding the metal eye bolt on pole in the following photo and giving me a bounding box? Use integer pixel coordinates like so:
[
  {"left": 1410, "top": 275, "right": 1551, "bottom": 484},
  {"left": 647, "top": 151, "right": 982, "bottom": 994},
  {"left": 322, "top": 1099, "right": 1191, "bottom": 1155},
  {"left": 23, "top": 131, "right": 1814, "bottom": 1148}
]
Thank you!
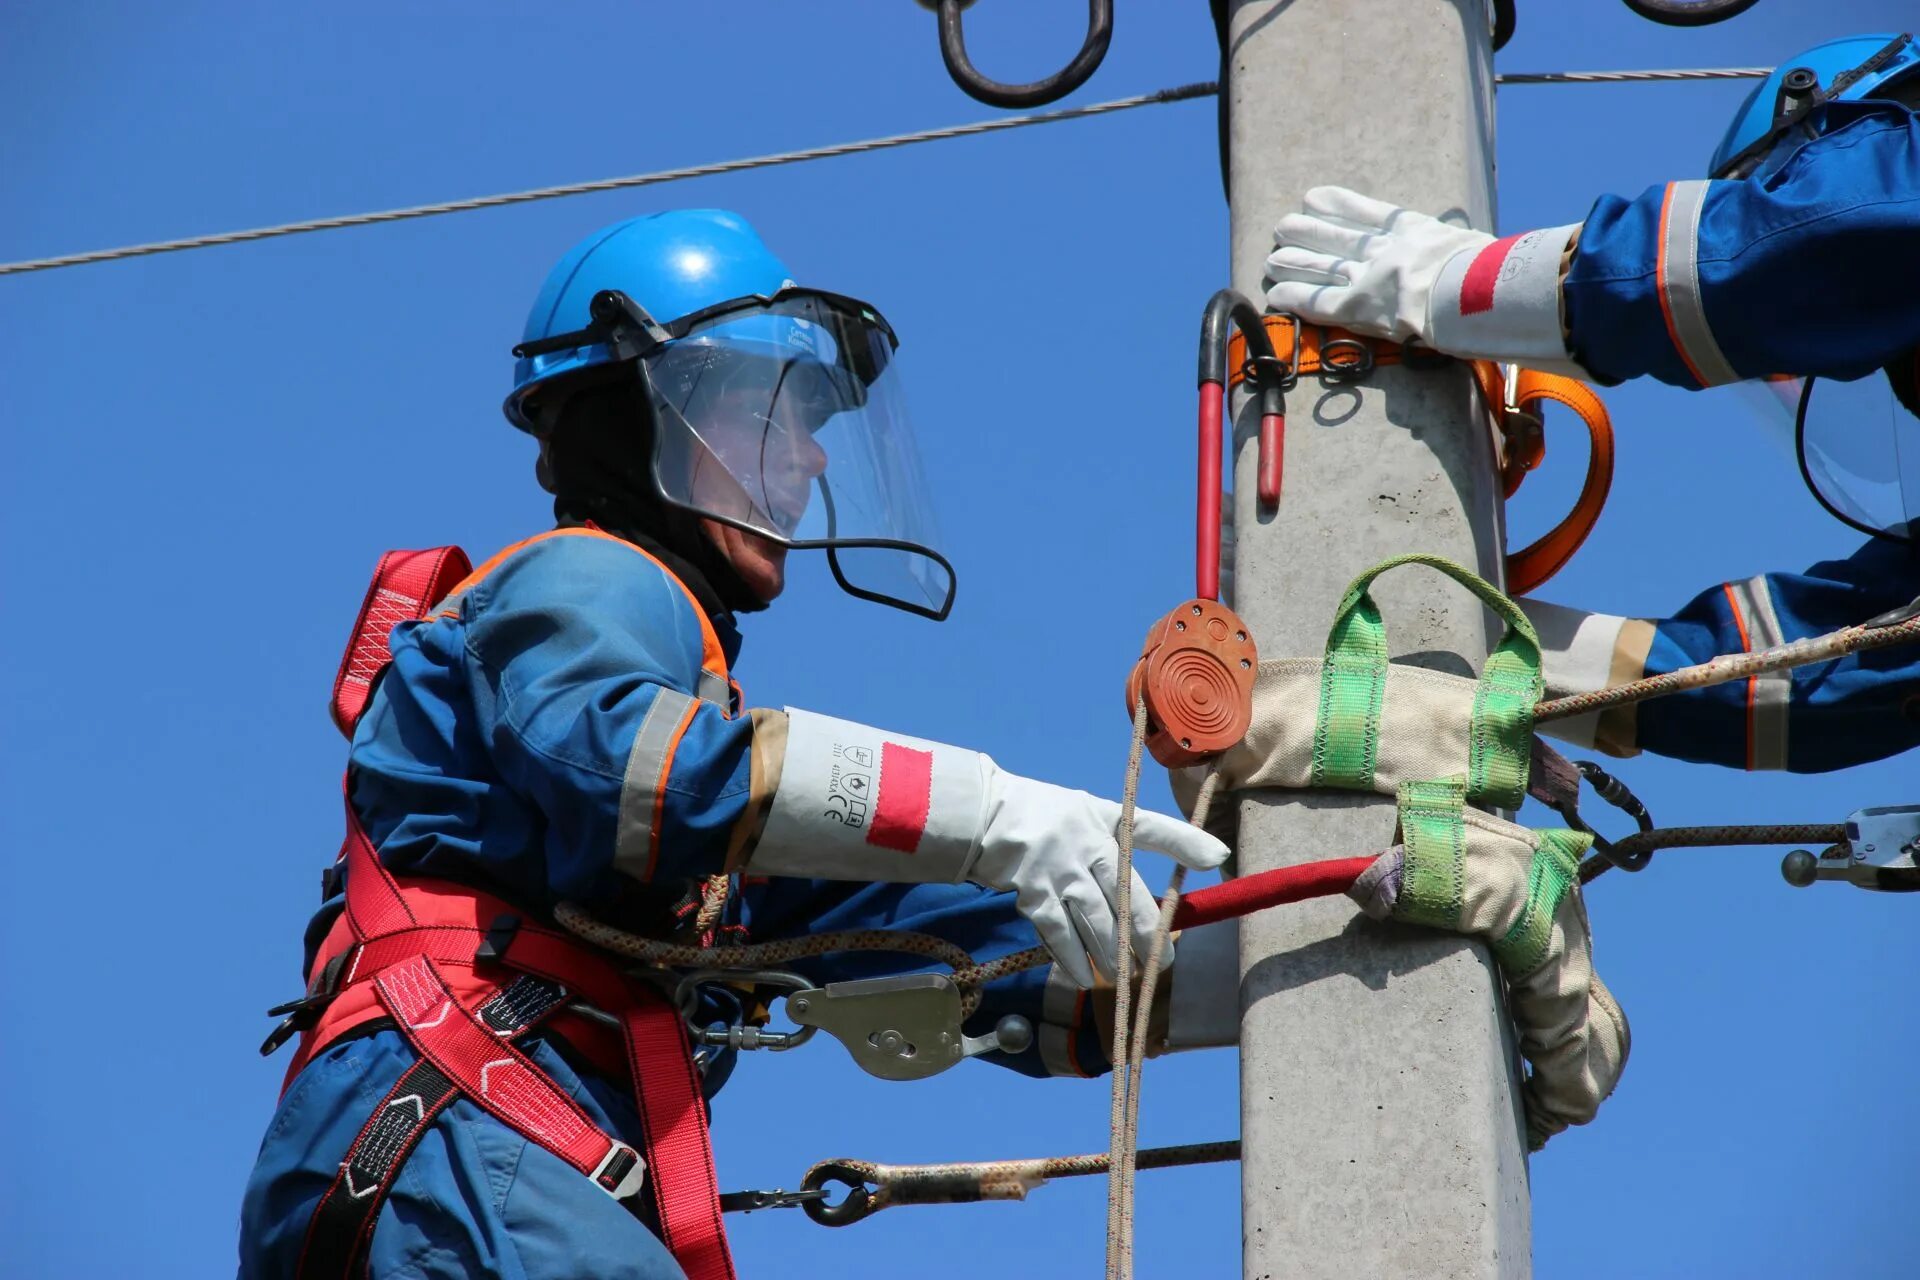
[{"left": 1225, "top": 2, "right": 1529, "bottom": 1277}]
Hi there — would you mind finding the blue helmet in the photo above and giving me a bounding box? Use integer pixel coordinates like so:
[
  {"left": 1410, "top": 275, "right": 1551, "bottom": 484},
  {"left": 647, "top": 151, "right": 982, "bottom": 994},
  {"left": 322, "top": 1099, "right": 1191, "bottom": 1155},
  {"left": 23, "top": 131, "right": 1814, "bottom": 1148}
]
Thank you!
[
  {"left": 1709, "top": 33, "right": 1920, "bottom": 178},
  {"left": 504, "top": 209, "right": 796, "bottom": 433}
]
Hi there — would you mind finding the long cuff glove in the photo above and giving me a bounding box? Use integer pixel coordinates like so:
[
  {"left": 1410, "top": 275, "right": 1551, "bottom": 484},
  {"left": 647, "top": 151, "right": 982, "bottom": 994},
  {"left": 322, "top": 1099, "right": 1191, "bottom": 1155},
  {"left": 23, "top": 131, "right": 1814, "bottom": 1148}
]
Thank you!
[
  {"left": 746, "top": 709, "right": 1229, "bottom": 989},
  {"left": 1264, "top": 185, "right": 1587, "bottom": 376}
]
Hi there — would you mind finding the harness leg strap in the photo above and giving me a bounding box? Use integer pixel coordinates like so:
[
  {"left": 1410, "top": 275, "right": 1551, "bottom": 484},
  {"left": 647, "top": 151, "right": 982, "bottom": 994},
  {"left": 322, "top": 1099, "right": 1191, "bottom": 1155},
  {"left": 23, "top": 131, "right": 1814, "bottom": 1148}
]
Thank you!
[
  {"left": 294, "top": 969, "right": 643, "bottom": 1280},
  {"left": 623, "top": 993, "right": 738, "bottom": 1280}
]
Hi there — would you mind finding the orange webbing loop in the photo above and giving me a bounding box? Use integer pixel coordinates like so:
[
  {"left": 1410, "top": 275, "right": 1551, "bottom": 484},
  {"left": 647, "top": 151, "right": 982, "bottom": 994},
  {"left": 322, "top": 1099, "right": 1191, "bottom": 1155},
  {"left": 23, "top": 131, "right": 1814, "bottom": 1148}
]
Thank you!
[
  {"left": 1229, "top": 319, "right": 1613, "bottom": 598},
  {"left": 1225, "top": 314, "right": 1405, "bottom": 387},
  {"left": 1498, "top": 369, "right": 1615, "bottom": 597}
]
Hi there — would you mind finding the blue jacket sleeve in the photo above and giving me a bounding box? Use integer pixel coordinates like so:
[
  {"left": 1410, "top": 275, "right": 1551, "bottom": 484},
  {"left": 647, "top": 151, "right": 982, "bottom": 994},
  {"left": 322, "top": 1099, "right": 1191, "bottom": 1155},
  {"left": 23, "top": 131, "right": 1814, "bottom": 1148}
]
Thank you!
[
  {"left": 1536, "top": 540, "right": 1920, "bottom": 772},
  {"left": 459, "top": 534, "right": 756, "bottom": 897},
  {"left": 1564, "top": 101, "right": 1920, "bottom": 388}
]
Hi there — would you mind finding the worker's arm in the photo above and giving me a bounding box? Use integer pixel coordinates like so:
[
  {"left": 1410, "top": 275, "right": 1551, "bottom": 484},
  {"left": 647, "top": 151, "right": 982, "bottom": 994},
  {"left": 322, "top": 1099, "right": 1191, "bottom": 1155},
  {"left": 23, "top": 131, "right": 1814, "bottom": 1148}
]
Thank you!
[
  {"left": 1522, "top": 538, "right": 1920, "bottom": 772},
  {"left": 740, "top": 876, "right": 1238, "bottom": 1079},
  {"left": 446, "top": 533, "right": 760, "bottom": 898},
  {"left": 1265, "top": 101, "right": 1920, "bottom": 384},
  {"left": 1565, "top": 100, "right": 1920, "bottom": 387}
]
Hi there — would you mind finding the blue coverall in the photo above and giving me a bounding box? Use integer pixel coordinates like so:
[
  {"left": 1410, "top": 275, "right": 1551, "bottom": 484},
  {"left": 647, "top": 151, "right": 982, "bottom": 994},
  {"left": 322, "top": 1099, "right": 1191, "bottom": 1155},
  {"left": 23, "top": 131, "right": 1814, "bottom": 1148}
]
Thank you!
[
  {"left": 239, "top": 530, "right": 1106, "bottom": 1278},
  {"left": 1525, "top": 96, "right": 1920, "bottom": 773}
]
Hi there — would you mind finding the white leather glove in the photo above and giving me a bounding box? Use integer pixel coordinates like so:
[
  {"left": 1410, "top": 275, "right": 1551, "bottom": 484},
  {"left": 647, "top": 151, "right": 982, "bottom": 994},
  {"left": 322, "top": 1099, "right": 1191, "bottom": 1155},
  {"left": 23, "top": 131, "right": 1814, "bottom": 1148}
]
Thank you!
[
  {"left": 747, "top": 709, "right": 1229, "bottom": 989},
  {"left": 1265, "top": 185, "right": 1585, "bottom": 373}
]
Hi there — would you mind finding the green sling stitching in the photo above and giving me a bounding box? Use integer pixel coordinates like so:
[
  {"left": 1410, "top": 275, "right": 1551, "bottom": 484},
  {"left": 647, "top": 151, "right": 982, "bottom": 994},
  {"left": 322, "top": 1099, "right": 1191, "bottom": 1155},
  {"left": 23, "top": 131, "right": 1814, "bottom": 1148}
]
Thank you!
[
  {"left": 1311, "top": 554, "right": 1544, "bottom": 808},
  {"left": 1394, "top": 777, "right": 1468, "bottom": 932},
  {"left": 1495, "top": 827, "right": 1592, "bottom": 976}
]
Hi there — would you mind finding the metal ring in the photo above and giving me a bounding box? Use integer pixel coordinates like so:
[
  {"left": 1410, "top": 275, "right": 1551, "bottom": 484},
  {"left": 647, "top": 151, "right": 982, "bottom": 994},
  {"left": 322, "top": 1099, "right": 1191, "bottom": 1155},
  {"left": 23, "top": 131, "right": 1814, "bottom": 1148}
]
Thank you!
[
  {"left": 1319, "top": 338, "right": 1375, "bottom": 382},
  {"left": 801, "top": 1163, "right": 879, "bottom": 1227}
]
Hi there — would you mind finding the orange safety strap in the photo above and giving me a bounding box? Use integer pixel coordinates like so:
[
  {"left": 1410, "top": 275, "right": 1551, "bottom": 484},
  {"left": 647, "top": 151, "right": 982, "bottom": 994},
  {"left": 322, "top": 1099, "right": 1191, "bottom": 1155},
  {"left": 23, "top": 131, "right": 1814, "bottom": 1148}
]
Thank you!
[
  {"left": 1482, "top": 364, "right": 1615, "bottom": 598},
  {"left": 1230, "top": 320, "right": 1612, "bottom": 599},
  {"left": 1225, "top": 314, "right": 1413, "bottom": 386}
]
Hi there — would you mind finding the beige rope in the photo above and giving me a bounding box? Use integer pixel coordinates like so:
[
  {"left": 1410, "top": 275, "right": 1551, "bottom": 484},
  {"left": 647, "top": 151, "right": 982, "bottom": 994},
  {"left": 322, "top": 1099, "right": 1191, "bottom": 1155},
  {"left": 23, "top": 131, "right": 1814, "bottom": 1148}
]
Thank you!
[
  {"left": 1105, "top": 698, "right": 1150, "bottom": 1280},
  {"left": 1536, "top": 612, "right": 1920, "bottom": 724}
]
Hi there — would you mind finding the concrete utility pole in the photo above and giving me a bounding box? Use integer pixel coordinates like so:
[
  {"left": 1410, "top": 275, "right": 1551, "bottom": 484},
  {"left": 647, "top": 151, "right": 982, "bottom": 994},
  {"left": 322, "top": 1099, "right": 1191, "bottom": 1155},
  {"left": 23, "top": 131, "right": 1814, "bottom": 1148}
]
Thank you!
[{"left": 1224, "top": 2, "right": 1529, "bottom": 1278}]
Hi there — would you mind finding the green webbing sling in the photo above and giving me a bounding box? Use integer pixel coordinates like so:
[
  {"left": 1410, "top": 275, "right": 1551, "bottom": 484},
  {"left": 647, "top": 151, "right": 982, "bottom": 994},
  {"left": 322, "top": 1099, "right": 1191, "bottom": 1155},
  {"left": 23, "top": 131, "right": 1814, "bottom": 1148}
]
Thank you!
[
  {"left": 1309, "top": 553, "right": 1543, "bottom": 811},
  {"left": 1395, "top": 777, "right": 1592, "bottom": 977}
]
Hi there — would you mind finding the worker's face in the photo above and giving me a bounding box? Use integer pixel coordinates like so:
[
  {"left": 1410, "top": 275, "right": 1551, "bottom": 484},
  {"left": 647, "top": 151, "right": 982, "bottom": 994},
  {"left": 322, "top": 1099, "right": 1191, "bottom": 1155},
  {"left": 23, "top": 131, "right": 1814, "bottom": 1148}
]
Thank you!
[{"left": 687, "top": 386, "right": 830, "bottom": 604}]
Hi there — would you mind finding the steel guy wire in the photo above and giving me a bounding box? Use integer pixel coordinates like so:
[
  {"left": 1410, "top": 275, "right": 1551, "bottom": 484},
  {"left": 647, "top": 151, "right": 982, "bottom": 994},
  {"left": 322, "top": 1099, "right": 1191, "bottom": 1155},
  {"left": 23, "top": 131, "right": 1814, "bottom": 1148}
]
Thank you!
[{"left": 1, "top": 67, "right": 1769, "bottom": 279}]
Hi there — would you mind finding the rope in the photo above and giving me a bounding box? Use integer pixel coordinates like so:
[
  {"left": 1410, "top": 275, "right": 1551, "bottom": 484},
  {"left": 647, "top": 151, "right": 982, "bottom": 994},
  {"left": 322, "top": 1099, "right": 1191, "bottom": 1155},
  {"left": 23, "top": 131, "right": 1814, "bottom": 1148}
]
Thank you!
[
  {"left": 1579, "top": 823, "right": 1846, "bottom": 885},
  {"left": 1105, "top": 697, "right": 1150, "bottom": 1280},
  {"left": 1536, "top": 612, "right": 1920, "bottom": 725},
  {"left": 800, "top": 1140, "right": 1240, "bottom": 1225},
  {"left": 0, "top": 67, "right": 1768, "bottom": 279}
]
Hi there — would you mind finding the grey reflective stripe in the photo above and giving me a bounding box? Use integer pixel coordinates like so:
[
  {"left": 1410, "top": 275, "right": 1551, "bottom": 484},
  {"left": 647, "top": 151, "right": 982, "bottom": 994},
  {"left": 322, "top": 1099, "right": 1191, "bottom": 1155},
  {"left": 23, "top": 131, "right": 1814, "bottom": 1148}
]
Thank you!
[
  {"left": 1729, "top": 575, "right": 1791, "bottom": 771},
  {"left": 696, "top": 669, "right": 730, "bottom": 708},
  {"left": 1660, "top": 181, "right": 1741, "bottom": 387},
  {"left": 614, "top": 688, "right": 698, "bottom": 878},
  {"left": 1036, "top": 964, "right": 1083, "bottom": 1077}
]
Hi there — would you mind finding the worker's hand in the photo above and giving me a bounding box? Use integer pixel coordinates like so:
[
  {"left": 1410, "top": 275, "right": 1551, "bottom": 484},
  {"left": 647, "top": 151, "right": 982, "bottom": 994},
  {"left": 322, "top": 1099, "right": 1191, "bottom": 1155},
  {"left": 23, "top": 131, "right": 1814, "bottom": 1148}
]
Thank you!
[
  {"left": 1266, "top": 185, "right": 1585, "bottom": 373},
  {"left": 1265, "top": 185, "right": 1491, "bottom": 345},
  {"left": 967, "top": 765, "right": 1230, "bottom": 989}
]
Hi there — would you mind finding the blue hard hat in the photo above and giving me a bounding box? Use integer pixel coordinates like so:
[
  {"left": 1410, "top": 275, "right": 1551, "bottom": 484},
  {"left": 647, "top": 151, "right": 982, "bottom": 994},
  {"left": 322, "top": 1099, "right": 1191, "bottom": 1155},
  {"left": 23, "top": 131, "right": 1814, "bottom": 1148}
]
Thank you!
[
  {"left": 1709, "top": 33, "right": 1920, "bottom": 178},
  {"left": 504, "top": 209, "right": 796, "bottom": 432}
]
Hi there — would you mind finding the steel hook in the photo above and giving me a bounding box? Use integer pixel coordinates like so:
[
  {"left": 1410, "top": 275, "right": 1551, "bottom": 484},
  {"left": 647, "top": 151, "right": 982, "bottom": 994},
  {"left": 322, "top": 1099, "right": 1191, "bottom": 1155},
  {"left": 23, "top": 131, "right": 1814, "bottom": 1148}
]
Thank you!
[
  {"left": 929, "top": 0, "right": 1113, "bottom": 109},
  {"left": 1619, "top": 0, "right": 1760, "bottom": 27}
]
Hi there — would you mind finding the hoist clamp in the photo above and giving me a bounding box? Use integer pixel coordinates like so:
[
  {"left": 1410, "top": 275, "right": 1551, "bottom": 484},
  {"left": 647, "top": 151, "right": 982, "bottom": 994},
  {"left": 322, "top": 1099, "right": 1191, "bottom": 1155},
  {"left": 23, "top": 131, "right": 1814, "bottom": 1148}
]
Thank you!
[
  {"left": 672, "top": 968, "right": 1035, "bottom": 1082},
  {"left": 1125, "top": 290, "right": 1278, "bottom": 769},
  {"left": 1782, "top": 805, "right": 1920, "bottom": 892}
]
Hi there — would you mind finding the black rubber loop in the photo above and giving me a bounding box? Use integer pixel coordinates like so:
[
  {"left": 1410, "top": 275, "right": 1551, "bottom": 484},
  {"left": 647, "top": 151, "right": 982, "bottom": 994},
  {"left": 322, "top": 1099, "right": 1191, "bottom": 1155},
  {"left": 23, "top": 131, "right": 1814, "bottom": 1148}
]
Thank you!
[
  {"left": 800, "top": 1163, "right": 879, "bottom": 1227},
  {"left": 1619, "top": 0, "right": 1760, "bottom": 27},
  {"left": 936, "top": 0, "right": 1113, "bottom": 109}
]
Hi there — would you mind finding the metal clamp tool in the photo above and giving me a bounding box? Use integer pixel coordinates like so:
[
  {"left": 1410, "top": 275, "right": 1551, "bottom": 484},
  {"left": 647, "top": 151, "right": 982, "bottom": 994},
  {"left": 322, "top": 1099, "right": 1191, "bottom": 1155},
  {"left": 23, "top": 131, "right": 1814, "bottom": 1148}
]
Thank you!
[{"left": 1782, "top": 805, "right": 1920, "bottom": 891}]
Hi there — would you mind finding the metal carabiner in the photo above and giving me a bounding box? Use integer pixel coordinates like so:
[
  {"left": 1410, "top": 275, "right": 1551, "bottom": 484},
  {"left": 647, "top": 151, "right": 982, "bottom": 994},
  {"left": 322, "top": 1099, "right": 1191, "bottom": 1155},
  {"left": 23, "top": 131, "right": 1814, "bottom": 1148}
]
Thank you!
[
  {"left": 673, "top": 968, "right": 819, "bottom": 1053},
  {"left": 925, "top": 0, "right": 1113, "bottom": 109}
]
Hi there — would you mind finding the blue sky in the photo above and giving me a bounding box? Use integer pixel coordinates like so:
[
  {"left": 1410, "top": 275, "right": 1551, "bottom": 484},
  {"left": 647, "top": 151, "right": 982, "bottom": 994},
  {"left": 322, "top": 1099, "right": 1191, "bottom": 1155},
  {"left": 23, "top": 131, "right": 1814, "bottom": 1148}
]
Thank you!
[{"left": 2, "top": 4, "right": 1915, "bottom": 1277}]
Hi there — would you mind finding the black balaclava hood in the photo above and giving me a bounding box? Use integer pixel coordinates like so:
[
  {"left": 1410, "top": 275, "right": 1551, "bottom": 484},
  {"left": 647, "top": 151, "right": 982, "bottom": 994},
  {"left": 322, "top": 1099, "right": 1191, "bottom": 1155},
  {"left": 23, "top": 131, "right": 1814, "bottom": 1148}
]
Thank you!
[{"left": 541, "top": 377, "right": 769, "bottom": 618}]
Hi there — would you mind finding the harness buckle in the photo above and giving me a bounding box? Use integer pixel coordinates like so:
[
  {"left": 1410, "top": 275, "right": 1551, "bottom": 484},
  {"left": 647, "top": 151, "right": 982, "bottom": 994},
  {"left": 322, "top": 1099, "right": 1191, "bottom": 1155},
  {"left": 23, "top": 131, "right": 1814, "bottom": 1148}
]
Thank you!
[
  {"left": 475, "top": 913, "right": 521, "bottom": 966},
  {"left": 592, "top": 1142, "right": 648, "bottom": 1201},
  {"left": 259, "top": 950, "right": 353, "bottom": 1057}
]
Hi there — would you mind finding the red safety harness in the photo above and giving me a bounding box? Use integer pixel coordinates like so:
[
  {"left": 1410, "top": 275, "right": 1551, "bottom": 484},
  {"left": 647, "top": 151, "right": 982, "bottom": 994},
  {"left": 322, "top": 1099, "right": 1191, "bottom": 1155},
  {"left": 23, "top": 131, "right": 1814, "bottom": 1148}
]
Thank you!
[{"left": 268, "top": 546, "right": 737, "bottom": 1280}]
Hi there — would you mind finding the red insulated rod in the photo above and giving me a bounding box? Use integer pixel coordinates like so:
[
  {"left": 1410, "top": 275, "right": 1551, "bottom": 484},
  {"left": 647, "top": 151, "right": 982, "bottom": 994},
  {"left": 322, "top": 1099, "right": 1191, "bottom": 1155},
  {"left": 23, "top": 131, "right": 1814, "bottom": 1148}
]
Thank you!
[
  {"left": 1170, "top": 856, "right": 1376, "bottom": 931},
  {"left": 1257, "top": 412, "right": 1284, "bottom": 511},
  {"left": 1197, "top": 382, "right": 1224, "bottom": 601}
]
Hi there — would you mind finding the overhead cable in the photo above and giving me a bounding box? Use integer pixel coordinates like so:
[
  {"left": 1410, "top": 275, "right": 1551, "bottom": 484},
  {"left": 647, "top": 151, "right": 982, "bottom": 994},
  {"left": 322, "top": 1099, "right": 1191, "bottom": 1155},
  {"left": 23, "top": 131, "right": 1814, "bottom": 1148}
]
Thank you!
[{"left": 0, "top": 67, "right": 1768, "bottom": 279}]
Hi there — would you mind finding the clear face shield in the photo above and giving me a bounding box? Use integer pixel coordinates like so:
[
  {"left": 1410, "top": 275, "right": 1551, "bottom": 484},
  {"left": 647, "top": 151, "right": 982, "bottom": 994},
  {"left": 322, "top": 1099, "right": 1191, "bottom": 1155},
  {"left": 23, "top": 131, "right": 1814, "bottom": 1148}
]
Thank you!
[
  {"left": 636, "top": 290, "right": 954, "bottom": 619},
  {"left": 1732, "top": 358, "right": 1920, "bottom": 543}
]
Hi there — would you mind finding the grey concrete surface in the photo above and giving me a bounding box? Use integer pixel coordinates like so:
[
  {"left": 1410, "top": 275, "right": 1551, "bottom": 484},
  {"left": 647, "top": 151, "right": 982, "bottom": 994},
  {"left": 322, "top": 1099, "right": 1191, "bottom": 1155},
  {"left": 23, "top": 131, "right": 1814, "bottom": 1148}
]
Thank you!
[{"left": 1225, "top": 2, "right": 1533, "bottom": 1276}]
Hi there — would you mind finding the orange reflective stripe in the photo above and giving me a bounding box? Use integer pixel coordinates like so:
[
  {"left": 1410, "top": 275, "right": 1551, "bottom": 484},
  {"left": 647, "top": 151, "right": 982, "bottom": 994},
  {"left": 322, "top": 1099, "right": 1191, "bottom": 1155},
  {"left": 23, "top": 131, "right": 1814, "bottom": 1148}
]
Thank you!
[
  {"left": 643, "top": 694, "right": 702, "bottom": 883},
  {"left": 434, "top": 527, "right": 732, "bottom": 700}
]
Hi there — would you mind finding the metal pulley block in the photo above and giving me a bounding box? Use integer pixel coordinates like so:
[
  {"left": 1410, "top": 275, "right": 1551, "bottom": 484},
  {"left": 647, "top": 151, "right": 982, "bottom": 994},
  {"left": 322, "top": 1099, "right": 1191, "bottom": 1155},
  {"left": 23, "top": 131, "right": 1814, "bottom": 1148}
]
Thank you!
[
  {"left": 1781, "top": 805, "right": 1920, "bottom": 892},
  {"left": 1125, "top": 598, "right": 1258, "bottom": 768},
  {"left": 785, "top": 973, "right": 1033, "bottom": 1082}
]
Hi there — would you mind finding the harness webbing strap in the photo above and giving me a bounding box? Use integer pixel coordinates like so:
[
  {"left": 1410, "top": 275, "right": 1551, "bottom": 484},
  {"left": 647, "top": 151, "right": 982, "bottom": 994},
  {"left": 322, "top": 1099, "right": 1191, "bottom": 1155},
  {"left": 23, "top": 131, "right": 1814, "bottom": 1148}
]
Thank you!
[
  {"left": 330, "top": 546, "right": 473, "bottom": 738},
  {"left": 293, "top": 973, "right": 580, "bottom": 1280},
  {"left": 372, "top": 955, "right": 641, "bottom": 1184},
  {"left": 623, "top": 997, "right": 740, "bottom": 1280},
  {"left": 295, "top": 1059, "right": 461, "bottom": 1279}
]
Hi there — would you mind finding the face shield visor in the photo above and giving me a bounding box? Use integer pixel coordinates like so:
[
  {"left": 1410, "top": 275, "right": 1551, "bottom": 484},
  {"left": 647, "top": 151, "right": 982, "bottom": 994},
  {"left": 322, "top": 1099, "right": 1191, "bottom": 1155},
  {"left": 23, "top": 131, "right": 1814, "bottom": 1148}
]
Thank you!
[
  {"left": 1731, "top": 358, "right": 1920, "bottom": 543},
  {"left": 635, "top": 290, "right": 954, "bottom": 619}
]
